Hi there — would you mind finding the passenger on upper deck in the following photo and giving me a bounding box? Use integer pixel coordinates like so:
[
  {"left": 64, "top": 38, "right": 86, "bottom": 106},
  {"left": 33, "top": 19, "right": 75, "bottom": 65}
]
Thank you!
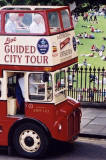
[
  {"left": 29, "top": 14, "right": 45, "bottom": 34},
  {"left": 5, "top": 13, "right": 18, "bottom": 33}
]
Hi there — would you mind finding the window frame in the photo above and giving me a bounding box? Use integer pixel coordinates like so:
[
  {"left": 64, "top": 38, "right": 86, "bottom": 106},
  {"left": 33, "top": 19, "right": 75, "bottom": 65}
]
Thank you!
[
  {"left": 54, "top": 69, "right": 67, "bottom": 104},
  {"left": 3, "top": 10, "right": 48, "bottom": 35},
  {"left": 28, "top": 72, "right": 53, "bottom": 102},
  {"left": 61, "top": 9, "right": 72, "bottom": 30},
  {"left": 0, "top": 7, "right": 74, "bottom": 36},
  {"left": 47, "top": 7, "right": 74, "bottom": 35},
  {"left": 47, "top": 10, "right": 62, "bottom": 34}
]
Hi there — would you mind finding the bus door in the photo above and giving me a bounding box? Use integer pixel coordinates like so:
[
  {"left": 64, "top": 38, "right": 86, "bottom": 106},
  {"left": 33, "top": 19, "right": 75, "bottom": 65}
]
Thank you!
[{"left": 6, "top": 71, "right": 25, "bottom": 116}]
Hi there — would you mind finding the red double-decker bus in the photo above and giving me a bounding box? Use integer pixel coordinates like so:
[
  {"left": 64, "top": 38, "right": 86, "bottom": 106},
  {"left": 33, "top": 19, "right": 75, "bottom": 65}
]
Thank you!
[{"left": 0, "top": 5, "right": 81, "bottom": 158}]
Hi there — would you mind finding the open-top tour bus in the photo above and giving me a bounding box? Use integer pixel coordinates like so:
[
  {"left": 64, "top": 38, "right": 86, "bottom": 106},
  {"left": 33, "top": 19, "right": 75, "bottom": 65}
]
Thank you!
[{"left": 0, "top": 5, "right": 81, "bottom": 158}]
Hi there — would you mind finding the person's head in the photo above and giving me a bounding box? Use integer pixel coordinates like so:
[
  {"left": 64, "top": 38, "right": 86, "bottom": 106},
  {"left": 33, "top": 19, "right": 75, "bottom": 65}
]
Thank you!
[
  {"left": 9, "top": 13, "right": 18, "bottom": 22},
  {"left": 33, "top": 14, "right": 44, "bottom": 24}
]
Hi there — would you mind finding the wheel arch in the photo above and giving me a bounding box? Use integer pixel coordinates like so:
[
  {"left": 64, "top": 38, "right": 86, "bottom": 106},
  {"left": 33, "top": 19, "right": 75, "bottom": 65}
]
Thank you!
[{"left": 8, "top": 118, "right": 51, "bottom": 146}]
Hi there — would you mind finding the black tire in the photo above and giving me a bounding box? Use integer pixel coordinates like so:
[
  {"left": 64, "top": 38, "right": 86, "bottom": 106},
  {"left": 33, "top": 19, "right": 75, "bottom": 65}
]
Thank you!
[{"left": 13, "top": 123, "right": 49, "bottom": 158}]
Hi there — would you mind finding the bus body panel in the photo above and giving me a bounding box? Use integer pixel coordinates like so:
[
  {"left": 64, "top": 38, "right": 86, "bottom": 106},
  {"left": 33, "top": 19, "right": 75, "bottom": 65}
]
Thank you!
[
  {"left": 0, "top": 99, "right": 81, "bottom": 146},
  {"left": 0, "top": 101, "right": 19, "bottom": 145},
  {"left": 0, "top": 30, "right": 77, "bottom": 67},
  {"left": 25, "top": 99, "right": 81, "bottom": 141}
]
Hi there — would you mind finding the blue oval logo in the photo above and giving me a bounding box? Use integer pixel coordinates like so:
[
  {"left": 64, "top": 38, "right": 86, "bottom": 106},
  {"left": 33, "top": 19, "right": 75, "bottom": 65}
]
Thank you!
[{"left": 37, "top": 38, "right": 49, "bottom": 54}]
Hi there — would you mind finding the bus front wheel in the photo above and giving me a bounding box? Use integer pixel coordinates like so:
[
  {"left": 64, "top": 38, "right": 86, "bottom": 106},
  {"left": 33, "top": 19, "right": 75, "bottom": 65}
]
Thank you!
[{"left": 13, "top": 123, "right": 49, "bottom": 158}]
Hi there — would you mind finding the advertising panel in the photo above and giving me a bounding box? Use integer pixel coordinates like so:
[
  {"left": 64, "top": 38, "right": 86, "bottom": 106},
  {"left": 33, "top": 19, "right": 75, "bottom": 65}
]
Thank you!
[{"left": 0, "top": 30, "right": 77, "bottom": 66}]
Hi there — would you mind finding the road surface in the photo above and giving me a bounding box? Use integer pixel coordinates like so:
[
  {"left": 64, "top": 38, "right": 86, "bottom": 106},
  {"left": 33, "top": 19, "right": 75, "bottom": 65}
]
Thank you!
[{"left": 0, "top": 137, "right": 106, "bottom": 160}]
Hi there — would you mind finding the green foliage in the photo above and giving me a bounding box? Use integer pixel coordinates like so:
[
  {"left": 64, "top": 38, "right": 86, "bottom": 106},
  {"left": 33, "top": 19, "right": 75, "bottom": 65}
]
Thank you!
[
  {"left": 49, "top": 0, "right": 63, "bottom": 5},
  {"left": 12, "top": 0, "right": 28, "bottom": 5},
  {"left": 0, "top": 0, "right": 105, "bottom": 8},
  {"left": 0, "top": 0, "right": 9, "bottom": 6},
  {"left": 81, "top": 2, "right": 89, "bottom": 8}
]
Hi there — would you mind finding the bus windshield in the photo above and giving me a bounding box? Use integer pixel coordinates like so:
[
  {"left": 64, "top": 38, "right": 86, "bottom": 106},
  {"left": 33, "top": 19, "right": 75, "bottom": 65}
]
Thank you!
[
  {"left": 5, "top": 12, "right": 46, "bottom": 34},
  {"left": 28, "top": 73, "right": 53, "bottom": 102}
]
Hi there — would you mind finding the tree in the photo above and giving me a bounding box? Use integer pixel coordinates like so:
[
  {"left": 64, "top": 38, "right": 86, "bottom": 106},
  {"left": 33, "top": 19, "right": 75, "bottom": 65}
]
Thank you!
[
  {"left": 0, "top": 0, "right": 9, "bottom": 6},
  {"left": 0, "top": 0, "right": 105, "bottom": 9}
]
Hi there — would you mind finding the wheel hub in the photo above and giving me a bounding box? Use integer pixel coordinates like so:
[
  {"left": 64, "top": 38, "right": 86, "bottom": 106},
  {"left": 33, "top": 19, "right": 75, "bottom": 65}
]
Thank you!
[
  {"left": 24, "top": 136, "right": 34, "bottom": 147},
  {"left": 19, "top": 130, "right": 41, "bottom": 152}
]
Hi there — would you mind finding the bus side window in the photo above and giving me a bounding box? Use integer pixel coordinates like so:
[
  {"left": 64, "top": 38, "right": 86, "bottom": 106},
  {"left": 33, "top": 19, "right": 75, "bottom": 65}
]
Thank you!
[
  {"left": 55, "top": 71, "right": 66, "bottom": 91},
  {"left": 61, "top": 9, "right": 71, "bottom": 29},
  {"left": 48, "top": 11, "right": 61, "bottom": 33}
]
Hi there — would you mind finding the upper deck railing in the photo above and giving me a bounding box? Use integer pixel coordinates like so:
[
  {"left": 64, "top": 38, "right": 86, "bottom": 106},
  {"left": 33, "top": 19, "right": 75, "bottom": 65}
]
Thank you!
[{"left": 0, "top": 5, "right": 67, "bottom": 10}]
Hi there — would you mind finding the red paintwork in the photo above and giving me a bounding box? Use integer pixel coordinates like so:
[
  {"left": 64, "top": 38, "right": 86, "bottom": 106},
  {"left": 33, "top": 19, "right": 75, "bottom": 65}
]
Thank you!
[
  {"left": 0, "top": 99, "right": 81, "bottom": 145},
  {"left": 25, "top": 99, "right": 81, "bottom": 142},
  {"left": 0, "top": 101, "right": 20, "bottom": 145}
]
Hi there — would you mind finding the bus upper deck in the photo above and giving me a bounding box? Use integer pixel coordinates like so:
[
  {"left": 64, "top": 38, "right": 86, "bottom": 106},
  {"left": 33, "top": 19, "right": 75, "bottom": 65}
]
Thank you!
[{"left": 0, "top": 6, "right": 77, "bottom": 71}]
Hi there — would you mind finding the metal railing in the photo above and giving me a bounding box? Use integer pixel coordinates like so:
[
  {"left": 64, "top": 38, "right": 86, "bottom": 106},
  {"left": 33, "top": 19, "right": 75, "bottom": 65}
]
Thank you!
[{"left": 67, "top": 65, "right": 106, "bottom": 103}]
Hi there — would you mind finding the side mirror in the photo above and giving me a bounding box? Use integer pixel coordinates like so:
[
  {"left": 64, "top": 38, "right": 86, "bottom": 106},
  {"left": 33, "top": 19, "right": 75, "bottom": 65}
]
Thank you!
[{"left": 43, "top": 72, "right": 49, "bottom": 82}]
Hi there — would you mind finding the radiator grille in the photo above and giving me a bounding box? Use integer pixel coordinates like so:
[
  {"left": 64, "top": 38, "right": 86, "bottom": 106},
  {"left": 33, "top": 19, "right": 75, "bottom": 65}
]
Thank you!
[{"left": 68, "top": 109, "right": 80, "bottom": 137}]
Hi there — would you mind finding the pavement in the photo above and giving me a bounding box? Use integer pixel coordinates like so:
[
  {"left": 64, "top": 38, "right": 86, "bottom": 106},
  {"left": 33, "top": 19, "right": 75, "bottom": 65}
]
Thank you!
[{"left": 80, "top": 107, "right": 106, "bottom": 138}]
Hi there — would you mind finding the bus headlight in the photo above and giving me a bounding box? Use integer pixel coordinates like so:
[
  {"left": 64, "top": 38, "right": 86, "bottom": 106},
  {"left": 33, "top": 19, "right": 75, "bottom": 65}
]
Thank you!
[{"left": 58, "top": 124, "right": 62, "bottom": 130}]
